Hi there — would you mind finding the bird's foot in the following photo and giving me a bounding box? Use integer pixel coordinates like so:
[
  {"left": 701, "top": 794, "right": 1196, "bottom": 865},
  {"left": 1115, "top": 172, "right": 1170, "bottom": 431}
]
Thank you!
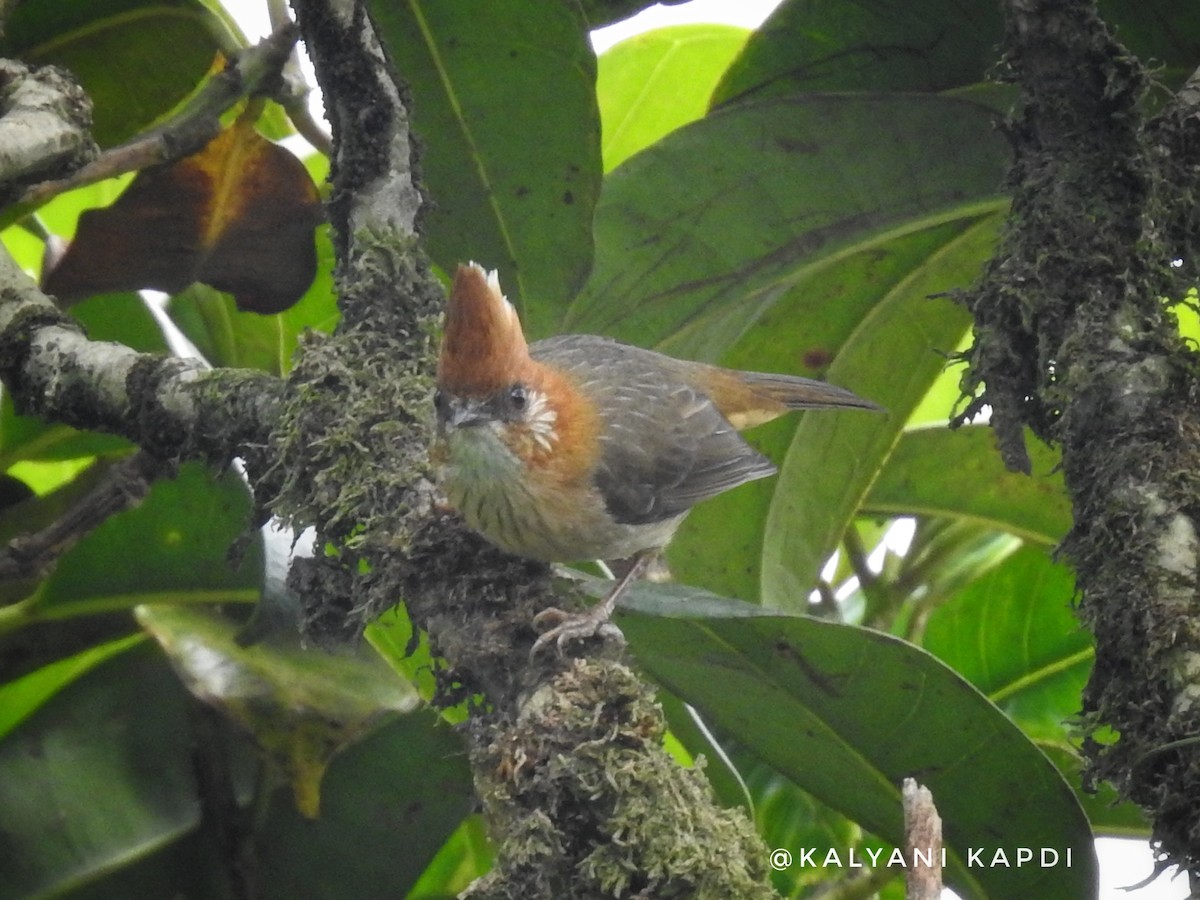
[
  {"left": 530, "top": 605, "right": 624, "bottom": 656},
  {"left": 529, "top": 551, "right": 656, "bottom": 657}
]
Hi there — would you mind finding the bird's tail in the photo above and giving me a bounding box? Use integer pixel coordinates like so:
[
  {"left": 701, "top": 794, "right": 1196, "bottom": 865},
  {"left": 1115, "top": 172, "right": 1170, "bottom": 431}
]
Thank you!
[{"left": 697, "top": 368, "right": 882, "bottom": 430}]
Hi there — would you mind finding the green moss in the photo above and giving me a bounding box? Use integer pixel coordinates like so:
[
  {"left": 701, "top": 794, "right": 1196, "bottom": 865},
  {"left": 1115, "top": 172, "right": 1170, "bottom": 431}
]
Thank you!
[
  {"left": 263, "top": 233, "right": 442, "bottom": 638},
  {"left": 954, "top": 0, "right": 1200, "bottom": 878},
  {"left": 466, "top": 661, "right": 776, "bottom": 899}
]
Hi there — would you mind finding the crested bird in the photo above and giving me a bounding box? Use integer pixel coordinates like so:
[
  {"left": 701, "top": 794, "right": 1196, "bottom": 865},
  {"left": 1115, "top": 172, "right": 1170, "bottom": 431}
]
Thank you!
[{"left": 434, "top": 262, "right": 879, "bottom": 653}]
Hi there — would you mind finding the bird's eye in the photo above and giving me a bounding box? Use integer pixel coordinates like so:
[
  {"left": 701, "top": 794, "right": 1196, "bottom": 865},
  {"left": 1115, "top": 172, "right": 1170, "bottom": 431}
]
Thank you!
[{"left": 508, "top": 384, "right": 528, "bottom": 411}]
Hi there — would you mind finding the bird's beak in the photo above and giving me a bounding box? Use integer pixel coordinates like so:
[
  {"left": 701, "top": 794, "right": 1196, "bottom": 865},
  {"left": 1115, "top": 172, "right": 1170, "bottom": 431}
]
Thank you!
[{"left": 439, "top": 395, "right": 490, "bottom": 430}]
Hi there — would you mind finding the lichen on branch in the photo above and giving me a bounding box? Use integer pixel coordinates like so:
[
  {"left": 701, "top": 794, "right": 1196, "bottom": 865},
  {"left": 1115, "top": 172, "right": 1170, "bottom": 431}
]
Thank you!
[{"left": 957, "top": 0, "right": 1200, "bottom": 879}]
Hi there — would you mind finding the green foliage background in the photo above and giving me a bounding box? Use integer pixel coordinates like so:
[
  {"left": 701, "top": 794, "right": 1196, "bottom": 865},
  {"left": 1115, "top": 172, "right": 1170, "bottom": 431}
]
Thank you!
[{"left": 2, "top": 0, "right": 1198, "bottom": 897}]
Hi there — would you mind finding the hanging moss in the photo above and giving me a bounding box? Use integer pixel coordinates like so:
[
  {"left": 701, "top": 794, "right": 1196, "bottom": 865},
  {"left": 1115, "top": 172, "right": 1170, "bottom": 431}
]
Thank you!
[{"left": 956, "top": 0, "right": 1200, "bottom": 878}]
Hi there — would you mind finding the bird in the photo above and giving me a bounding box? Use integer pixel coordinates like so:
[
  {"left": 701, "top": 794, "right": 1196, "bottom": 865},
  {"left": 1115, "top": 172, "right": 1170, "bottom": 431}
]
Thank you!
[{"left": 433, "top": 262, "right": 879, "bottom": 653}]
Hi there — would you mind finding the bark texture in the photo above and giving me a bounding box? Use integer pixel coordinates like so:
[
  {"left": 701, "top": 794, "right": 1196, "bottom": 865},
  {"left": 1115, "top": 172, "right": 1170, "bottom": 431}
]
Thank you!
[{"left": 958, "top": 0, "right": 1200, "bottom": 881}]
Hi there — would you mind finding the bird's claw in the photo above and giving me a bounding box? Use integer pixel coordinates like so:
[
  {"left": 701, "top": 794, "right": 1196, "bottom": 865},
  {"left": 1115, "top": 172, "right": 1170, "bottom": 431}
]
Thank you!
[{"left": 530, "top": 606, "right": 625, "bottom": 657}]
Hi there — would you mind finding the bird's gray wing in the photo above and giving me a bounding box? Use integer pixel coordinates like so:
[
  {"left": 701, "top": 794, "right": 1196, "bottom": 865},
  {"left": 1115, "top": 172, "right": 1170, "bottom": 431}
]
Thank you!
[{"left": 532, "top": 336, "right": 777, "bottom": 526}]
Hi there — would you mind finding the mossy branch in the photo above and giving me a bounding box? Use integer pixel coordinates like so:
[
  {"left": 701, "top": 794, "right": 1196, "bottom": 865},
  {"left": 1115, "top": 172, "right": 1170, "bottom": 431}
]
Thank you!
[
  {"left": 0, "top": 244, "right": 283, "bottom": 468},
  {"left": 959, "top": 0, "right": 1200, "bottom": 880}
]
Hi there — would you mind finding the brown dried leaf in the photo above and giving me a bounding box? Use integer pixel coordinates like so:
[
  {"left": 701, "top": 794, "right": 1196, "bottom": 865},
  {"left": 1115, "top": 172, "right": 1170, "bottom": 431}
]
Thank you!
[{"left": 44, "top": 117, "right": 322, "bottom": 314}]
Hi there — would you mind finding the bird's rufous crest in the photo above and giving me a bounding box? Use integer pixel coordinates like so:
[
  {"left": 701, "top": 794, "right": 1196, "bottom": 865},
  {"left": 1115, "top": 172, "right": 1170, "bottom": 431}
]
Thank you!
[{"left": 438, "top": 262, "right": 531, "bottom": 396}]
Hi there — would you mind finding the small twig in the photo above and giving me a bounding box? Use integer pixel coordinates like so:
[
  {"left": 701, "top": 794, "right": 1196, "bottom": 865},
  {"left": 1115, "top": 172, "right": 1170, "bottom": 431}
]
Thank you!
[
  {"left": 902, "top": 778, "right": 944, "bottom": 900},
  {"left": 14, "top": 23, "right": 301, "bottom": 211},
  {"left": 844, "top": 526, "right": 897, "bottom": 628},
  {"left": 190, "top": 701, "right": 261, "bottom": 900},
  {"left": 267, "top": 0, "right": 332, "bottom": 157},
  {"left": 809, "top": 579, "right": 841, "bottom": 620},
  {"left": 0, "top": 450, "right": 167, "bottom": 582}
]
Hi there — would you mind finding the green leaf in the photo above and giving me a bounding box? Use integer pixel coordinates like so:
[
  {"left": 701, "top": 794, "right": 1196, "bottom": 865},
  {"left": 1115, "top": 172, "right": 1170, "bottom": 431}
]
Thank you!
[
  {"left": 167, "top": 284, "right": 287, "bottom": 372},
  {"left": 0, "top": 463, "right": 262, "bottom": 635},
  {"left": 254, "top": 712, "right": 474, "bottom": 899},
  {"left": 364, "top": 0, "right": 602, "bottom": 336},
  {"left": 0, "top": 633, "right": 145, "bottom": 740},
  {"left": 406, "top": 815, "right": 494, "bottom": 899},
  {"left": 0, "top": 645, "right": 203, "bottom": 899},
  {"left": 0, "top": 641, "right": 472, "bottom": 900},
  {"left": 864, "top": 425, "right": 1071, "bottom": 546},
  {"left": 617, "top": 584, "right": 1099, "bottom": 900},
  {"left": 711, "top": 0, "right": 1003, "bottom": 105},
  {"left": 922, "top": 546, "right": 1090, "bottom": 745},
  {"left": 597, "top": 24, "right": 749, "bottom": 171},
  {"left": 919, "top": 547, "right": 1152, "bottom": 833},
  {"left": 566, "top": 94, "right": 1007, "bottom": 349},
  {"left": 667, "top": 218, "right": 990, "bottom": 603},
  {"left": 70, "top": 290, "right": 170, "bottom": 354},
  {"left": 0, "top": 0, "right": 237, "bottom": 147},
  {"left": 760, "top": 220, "right": 997, "bottom": 611},
  {"left": 136, "top": 603, "right": 418, "bottom": 818},
  {"left": 657, "top": 688, "right": 754, "bottom": 814},
  {"left": 709, "top": 0, "right": 1200, "bottom": 108}
]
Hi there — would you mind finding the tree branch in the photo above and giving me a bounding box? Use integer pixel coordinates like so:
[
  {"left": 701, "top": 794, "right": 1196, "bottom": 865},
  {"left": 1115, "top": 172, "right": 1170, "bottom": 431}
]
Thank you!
[
  {"left": 0, "top": 60, "right": 96, "bottom": 206},
  {"left": 276, "top": 2, "right": 779, "bottom": 894},
  {"left": 0, "top": 244, "right": 283, "bottom": 468},
  {"left": 0, "top": 450, "right": 166, "bottom": 582},
  {"left": 960, "top": 0, "right": 1200, "bottom": 879},
  {"left": 10, "top": 24, "right": 301, "bottom": 217}
]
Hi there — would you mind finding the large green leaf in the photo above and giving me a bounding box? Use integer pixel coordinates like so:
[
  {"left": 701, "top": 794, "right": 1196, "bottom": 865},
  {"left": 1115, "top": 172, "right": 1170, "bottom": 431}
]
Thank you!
[
  {"left": 0, "top": 0, "right": 238, "bottom": 148},
  {"left": 0, "top": 640, "right": 473, "bottom": 900},
  {"left": 920, "top": 547, "right": 1149, "bottom": 834},
  {"left": 0, "top": 633, "right": 145, "bottom": 741},
  {"left": 0, "top": 646, "right": 203, "bottom": 900},
  {"left": 711, "top": 0, "right": 1200, "bottom": 108},
  {"left": 137, "top": 604, "right": 419, "bottom": 818},
  {"left": 255, "top": 711, "right": 474, "bottom": 899},
  {"left": 760, "top": 221, "right": 997, "bottom": 611},
  {"left": 864, "top": 425, "right": 1071, "bottom": 546},
  {"left": 0, "top": 463, "right": 262, "bottom": 638},
  {"left": 617, "top": 585, "right": 1098, "bottom": 900},
  {"left": 711, "top": 0, "right": 1003, "bottom": 105},
  {"left": 364, "top": 0, "right": 601, "bottom": 337},
  {"left": 71, "top": 290, "right": 170, "bottom": 354},
  {"left": 566, "top": 94, "right": 1007, "bottom": 348},
  {"left": 923, "top": 546, "right": 1090, "bottom": 745},
  {"left": 668, "top": 218, "right": 992, "bottom": 603},
  {"left": 404, "top": 815, "right": 493, "bottom": 900},
  {"left": 597, "top": 24, "right": 749, "bottom": 171}
]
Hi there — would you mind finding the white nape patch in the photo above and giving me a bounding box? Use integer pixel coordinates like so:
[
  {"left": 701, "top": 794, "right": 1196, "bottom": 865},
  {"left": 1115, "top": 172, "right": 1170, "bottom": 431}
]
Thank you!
[{"left": 525, "top": 389, "right": 558, "bottom": 451}]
